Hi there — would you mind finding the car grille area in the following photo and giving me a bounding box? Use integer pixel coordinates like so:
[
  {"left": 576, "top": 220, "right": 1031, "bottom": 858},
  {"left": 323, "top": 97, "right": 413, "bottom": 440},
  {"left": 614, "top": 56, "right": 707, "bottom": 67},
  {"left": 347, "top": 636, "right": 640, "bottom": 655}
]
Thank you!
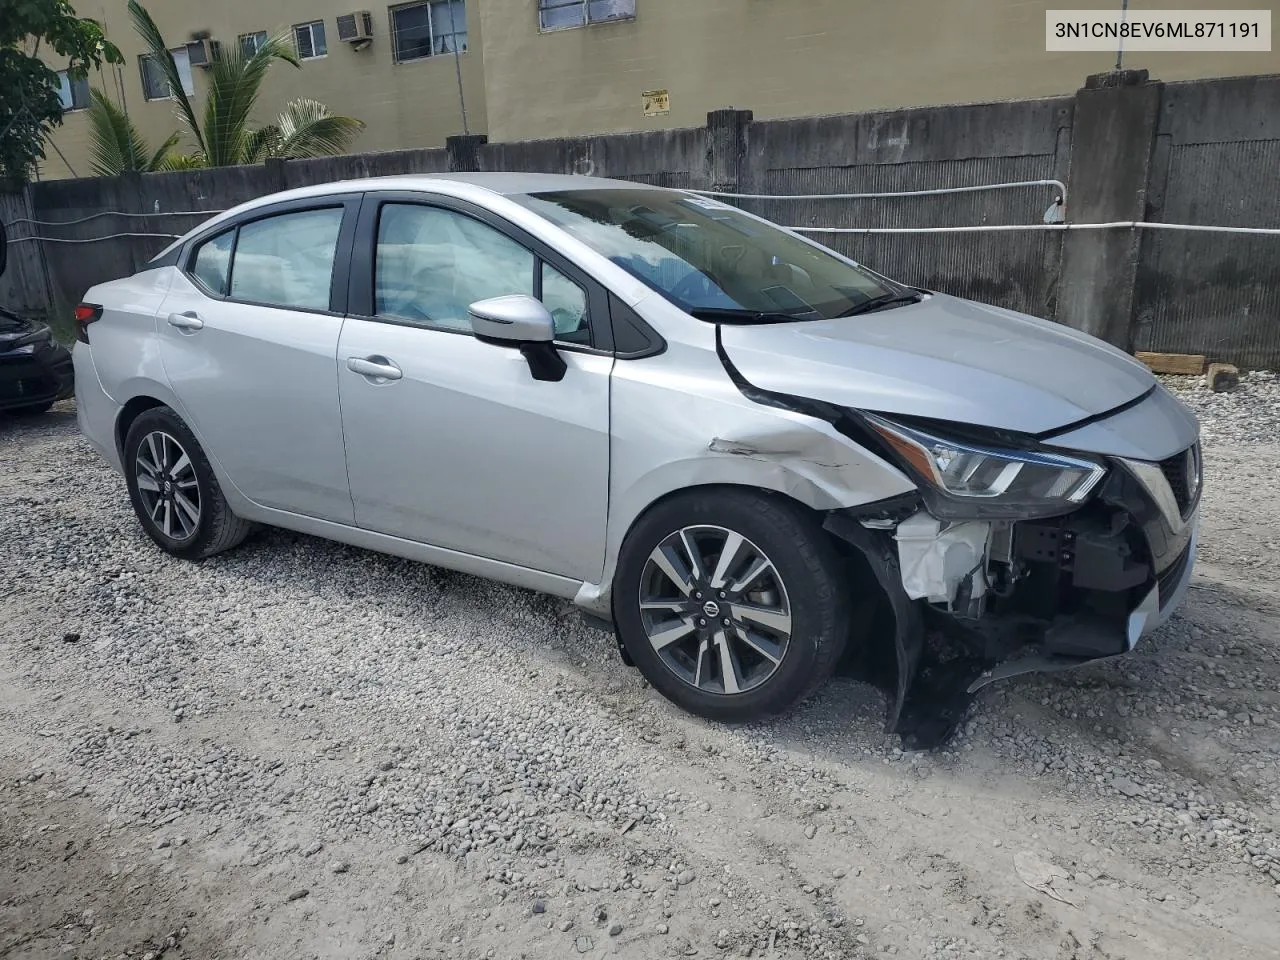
[{"left": 1159, "top": 442, "right": 1201, "bottom": 517}]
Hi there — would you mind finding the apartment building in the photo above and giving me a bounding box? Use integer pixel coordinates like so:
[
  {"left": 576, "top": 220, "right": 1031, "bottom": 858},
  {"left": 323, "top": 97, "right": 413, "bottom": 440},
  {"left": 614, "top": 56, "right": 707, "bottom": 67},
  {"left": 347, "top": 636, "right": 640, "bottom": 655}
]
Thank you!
[
  {"left": 40, "top": 0, "right": 488, "bottom": 179},
  {"left": 40, "top": 0, "right": 1280, "bottom": 180}
]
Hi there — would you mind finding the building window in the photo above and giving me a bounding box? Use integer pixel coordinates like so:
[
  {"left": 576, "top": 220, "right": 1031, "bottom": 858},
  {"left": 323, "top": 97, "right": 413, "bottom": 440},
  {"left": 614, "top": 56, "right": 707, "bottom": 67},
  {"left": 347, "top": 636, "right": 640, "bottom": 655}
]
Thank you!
[
  {"left": 140, "top": 47, "right": 195, "bottom": 101},
  {"left": 390, "top": 1, "right": 467, "bottom": 63},
  {"left": 293, "top": 20, "right": 328, "bottom": 60},
  {"left": 239, "top": 31, "right": 268, "bottom": 57},
  {"left": 539, "top": 0, "right": 635, "bottom": 31},
  {"left": 55, "top": 69, "right": 91, "bottom": 111}
]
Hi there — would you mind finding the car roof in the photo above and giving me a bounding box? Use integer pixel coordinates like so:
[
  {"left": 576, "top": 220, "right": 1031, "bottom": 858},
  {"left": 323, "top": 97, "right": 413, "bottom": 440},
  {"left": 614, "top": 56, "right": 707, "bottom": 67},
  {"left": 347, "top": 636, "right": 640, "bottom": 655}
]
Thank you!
[
  {"left": 147, "top": 172, "right": 677, "bottom": 265},
  {"left": 252, "top": 172, "right": 663, "bottom": 206}
]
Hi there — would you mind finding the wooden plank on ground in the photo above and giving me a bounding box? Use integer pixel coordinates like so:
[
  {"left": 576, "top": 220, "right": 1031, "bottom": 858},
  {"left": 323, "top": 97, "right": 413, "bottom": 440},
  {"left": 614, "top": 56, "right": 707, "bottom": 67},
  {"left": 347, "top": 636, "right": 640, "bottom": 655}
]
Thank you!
[{"left": 1135, "top": 352, "right": 1206, "bottom": 375}]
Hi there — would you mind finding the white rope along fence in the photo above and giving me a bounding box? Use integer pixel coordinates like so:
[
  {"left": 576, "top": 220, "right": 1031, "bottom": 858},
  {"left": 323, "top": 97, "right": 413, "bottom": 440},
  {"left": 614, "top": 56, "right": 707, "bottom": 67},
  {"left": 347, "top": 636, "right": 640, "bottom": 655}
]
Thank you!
[{"left": 693, "top": 180, "right": 1280, "bottom": 237}]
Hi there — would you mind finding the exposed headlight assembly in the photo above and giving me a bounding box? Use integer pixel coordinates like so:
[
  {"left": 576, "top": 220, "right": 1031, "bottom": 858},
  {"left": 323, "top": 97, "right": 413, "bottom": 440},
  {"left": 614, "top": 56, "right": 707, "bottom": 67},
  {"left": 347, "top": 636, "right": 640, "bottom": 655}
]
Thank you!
[{"left": 863, "top": 413, "right": 1107, "bottom": 519}]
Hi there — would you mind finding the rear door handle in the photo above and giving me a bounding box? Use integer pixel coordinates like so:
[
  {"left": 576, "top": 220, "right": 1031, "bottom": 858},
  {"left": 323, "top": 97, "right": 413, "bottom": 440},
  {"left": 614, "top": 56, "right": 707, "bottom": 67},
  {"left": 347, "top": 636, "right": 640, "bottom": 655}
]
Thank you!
[
  {"left": 167, "top": 311, "right": 204, "bottom": 331},
  {"left": 346, "top": 356, "right": 403, "bottom": 381}
]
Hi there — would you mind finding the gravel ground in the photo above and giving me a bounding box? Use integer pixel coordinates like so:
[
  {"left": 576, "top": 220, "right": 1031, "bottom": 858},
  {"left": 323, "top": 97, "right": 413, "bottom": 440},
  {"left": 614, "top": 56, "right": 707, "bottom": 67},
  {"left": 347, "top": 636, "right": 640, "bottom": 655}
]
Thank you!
[{"left": 1, "top": 375, "right": 1278, "bottom": 960}]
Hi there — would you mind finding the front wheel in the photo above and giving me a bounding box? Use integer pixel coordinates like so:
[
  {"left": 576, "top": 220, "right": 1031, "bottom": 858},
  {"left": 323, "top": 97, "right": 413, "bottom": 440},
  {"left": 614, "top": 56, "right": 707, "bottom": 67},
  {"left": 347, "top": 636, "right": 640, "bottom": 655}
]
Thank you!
[
  {"left": 123, "top": 406, "right": 254, "bottom": 561},
  {"left": 614, "top": 489, "right": 852, "bottom": 722}
]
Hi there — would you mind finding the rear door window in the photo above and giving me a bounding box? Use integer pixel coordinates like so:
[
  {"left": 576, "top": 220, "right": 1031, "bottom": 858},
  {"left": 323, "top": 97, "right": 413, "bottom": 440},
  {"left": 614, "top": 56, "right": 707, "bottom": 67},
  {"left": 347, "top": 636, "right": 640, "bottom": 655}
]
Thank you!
[{"left": 229, "top": 208, "right": 345, "bottom": 311}]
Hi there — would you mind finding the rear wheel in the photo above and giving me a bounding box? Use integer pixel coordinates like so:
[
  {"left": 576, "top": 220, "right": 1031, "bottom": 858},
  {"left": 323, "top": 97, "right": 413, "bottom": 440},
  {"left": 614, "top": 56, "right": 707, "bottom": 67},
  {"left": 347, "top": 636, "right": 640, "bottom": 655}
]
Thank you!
[
  {"left": 123, "top": 406, "right": 253, "bottom": 560},
  {"left": 614, "top": 489, "right": 851, "bottom": 722}
]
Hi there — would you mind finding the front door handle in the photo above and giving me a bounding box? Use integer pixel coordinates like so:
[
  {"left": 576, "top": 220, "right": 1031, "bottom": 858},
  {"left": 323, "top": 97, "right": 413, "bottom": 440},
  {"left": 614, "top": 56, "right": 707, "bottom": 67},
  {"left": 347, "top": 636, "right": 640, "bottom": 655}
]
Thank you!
[
  {"left": 167, "top": 311, "right": 204, "bottom": 331},
  {"left": 346, "top": 356, "right": 403, "bottom": 381}
]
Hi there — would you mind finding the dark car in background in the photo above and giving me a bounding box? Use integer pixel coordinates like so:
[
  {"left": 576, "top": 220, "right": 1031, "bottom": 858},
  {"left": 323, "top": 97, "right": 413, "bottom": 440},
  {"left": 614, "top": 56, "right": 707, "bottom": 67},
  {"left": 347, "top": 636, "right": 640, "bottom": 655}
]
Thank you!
[
  {"left": 0, "top": 219, "right": 74, "bottom": 415},
  {"left": 0, "top": 306, "right": 73, "bottom": 415}
]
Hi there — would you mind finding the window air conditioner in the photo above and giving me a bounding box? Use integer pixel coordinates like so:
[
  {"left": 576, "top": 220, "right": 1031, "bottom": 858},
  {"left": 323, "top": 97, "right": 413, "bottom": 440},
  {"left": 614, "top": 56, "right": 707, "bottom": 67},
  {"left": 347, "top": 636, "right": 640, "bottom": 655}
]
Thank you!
[{"left": 337, "top": 11, "right": 374, "bottom": 43}]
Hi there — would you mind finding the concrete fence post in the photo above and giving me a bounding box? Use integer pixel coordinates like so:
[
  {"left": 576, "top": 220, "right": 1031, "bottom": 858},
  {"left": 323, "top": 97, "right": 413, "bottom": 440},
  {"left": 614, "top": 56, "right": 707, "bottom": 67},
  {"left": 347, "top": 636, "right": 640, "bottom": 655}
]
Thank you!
[
  {"left": 1057, "top": 70, "right": 1163, "bottom": 350},
  {"left": 447, "top": 134, "right": 489, "bottom": 172},
  {"left": 706, "top": 109, "right": 753, "bottom": 195},
  {"left": 118, "top": 171, "right": 152, "bottom": 276}
]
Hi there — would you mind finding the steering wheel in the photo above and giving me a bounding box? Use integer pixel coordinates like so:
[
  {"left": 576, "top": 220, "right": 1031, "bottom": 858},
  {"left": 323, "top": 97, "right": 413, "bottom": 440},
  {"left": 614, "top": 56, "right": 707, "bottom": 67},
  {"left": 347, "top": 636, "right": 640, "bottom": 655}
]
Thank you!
[{"left": 670, "top": 270, "right": 721, "bottom": 306}]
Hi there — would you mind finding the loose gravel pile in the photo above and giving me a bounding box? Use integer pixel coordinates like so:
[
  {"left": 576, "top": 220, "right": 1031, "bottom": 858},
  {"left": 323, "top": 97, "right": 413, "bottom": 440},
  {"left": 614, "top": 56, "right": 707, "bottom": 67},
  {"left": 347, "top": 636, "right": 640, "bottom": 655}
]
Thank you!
[
  {"left": 1165, "top": 370, "right": 1280, "bottom": 444},
  {"left": 1, "top": 377, "right": 1278, "bottom": 960}
]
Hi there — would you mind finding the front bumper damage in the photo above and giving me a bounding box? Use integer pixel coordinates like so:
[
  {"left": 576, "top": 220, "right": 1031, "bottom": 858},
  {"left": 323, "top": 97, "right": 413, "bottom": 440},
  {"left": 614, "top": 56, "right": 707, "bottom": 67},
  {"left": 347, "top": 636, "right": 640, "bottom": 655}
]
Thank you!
[{"left": 826, "top": 443, "right": 1201, "bottom": 749}]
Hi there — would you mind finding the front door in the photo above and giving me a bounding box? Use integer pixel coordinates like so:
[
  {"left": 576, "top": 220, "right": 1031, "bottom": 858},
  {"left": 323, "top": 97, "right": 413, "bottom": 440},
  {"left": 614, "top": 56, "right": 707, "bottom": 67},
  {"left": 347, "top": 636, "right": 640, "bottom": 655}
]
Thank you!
[
  {"left": 156, "top": 199, "right": 358, "bottom": 523},
  {"left": 337, "top": 197, "right": 611, "bottom": 581}
]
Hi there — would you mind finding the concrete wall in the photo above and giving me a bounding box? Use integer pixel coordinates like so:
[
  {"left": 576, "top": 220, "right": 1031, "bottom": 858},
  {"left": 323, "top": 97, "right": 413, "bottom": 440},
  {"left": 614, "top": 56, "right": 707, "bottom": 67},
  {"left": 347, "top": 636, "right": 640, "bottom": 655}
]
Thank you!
[
  {"left": 480, "top": 126, "right": 709, "bottom": 188},
  {"left": 13, "top": 72, "right": 1280, "bottom": 366},
  {"left": 39, "top": 0, "right": 484, "bottom": 180},
  {"left": 477, "top": 0, "right": 1280, "bottom": 142},
  {"left": 734, "top": 99, "right": 1072, "bottom": 321}
]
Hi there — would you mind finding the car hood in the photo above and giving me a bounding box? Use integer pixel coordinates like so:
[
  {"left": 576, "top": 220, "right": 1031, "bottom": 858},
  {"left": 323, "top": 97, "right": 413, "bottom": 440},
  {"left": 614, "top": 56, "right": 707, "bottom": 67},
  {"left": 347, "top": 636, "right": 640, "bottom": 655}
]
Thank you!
[{"left": 718, "top": 293, "right": 1156, "bottom": 435}]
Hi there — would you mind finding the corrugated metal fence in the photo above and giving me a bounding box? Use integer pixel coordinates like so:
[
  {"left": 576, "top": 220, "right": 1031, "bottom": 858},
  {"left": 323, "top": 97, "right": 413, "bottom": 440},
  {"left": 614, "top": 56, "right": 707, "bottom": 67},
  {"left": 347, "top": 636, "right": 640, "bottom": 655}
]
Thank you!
[{"left": 1132, "top": 80, "right": 1280, "bottom": 367}]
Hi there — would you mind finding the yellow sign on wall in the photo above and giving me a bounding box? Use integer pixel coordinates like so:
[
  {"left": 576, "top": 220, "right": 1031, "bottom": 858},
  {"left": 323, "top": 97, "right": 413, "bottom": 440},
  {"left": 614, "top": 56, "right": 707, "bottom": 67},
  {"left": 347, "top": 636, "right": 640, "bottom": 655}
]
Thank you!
[{"left": 642, "top": 89, "right": 670, "bottom": 117}]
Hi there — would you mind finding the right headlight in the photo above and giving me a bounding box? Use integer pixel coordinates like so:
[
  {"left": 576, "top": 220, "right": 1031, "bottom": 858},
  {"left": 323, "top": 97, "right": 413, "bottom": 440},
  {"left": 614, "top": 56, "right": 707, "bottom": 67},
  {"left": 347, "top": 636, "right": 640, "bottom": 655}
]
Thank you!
[{"left": 863, "top": 413, "right": 1107, "bottom": 519}]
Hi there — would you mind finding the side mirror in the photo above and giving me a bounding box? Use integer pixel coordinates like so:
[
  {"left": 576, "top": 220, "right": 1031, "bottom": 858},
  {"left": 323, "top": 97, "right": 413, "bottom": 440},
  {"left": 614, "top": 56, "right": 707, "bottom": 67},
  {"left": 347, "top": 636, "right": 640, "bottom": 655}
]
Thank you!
[
  {"left": 468, "top": 294, "right": 567, "bottom": 383},
  {"left": 468, "top": 294, "right": 555, "bottom": 344}
]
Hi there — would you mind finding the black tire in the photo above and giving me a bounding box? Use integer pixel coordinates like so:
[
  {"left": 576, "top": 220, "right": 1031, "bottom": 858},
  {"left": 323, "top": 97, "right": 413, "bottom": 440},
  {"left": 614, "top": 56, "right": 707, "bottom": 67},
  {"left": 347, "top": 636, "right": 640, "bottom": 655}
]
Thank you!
[
  {"left": 7, "top": 401, "right": 54, "bottom": 416},
  {"left": 123, "top": 406, "right": 254, "bottom": 561},
  {"left": 614, "top": 488, "right": 851, "bottom": 722}
]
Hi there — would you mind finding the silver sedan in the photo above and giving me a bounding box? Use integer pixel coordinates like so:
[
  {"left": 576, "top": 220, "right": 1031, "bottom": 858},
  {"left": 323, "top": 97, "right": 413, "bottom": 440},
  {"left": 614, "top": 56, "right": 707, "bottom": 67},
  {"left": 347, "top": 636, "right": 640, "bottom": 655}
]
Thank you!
[{"left": 74, "top": 173, "right": 1200, "bottom": 734}]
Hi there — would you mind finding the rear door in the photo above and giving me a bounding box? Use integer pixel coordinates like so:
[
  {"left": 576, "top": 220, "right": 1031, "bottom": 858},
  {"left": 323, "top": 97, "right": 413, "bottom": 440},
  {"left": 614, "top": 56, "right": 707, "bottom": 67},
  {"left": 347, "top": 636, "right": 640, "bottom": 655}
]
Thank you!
[
  {"left": 336, "top": 192, "right": 613, "bottom": 581},
  {"left": 157, "top": 196, "right": 360, "bottom": 523}
]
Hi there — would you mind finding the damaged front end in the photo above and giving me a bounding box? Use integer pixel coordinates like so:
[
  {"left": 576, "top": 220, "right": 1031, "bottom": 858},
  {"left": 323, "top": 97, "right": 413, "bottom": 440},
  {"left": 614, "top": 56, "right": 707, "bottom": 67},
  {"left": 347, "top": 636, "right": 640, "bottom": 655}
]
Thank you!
[{"left": 824, "top": 412, "right": 1202, "bottom": 748}]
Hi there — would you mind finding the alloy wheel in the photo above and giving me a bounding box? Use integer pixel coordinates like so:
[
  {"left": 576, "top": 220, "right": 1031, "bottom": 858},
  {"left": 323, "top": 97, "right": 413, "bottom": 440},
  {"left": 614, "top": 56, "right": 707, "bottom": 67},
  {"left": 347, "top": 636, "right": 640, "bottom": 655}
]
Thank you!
[
  {"left": 134, "top": 430, "right": 201, "bottom": 541},
  {"left": 638, "top": 524, "right": 792, "bottom": 695}
]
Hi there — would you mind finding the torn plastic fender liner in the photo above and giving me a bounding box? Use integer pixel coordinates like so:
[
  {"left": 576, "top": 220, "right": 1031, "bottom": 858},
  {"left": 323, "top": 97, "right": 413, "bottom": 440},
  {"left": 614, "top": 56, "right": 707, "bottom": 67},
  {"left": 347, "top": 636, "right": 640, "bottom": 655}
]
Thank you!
[{"left": 822, "top": 512, "right": 924, "bottom": 734}]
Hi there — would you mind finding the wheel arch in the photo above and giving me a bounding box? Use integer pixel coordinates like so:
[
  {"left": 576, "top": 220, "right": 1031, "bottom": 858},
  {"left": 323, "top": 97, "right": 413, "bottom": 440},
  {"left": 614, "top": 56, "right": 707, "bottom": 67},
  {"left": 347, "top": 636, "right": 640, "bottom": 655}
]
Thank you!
[
  {"left": 110, "top": 377, "right": 186, "bottom": 460},
  {"left": 620, "top": 481, "right": 818, "bottom": 544},
  {"left": 115, "top": 395, "right": 167, "bottom": 461},
  {"left": 111, "top": 382, "right": 255, "bottom": 517}
]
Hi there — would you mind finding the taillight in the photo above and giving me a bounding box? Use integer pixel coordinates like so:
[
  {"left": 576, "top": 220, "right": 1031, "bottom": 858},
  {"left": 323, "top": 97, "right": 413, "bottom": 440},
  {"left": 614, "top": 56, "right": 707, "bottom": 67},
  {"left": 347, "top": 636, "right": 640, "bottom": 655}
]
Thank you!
[{"left": 74, "top": 303, "right": 102, "bottom": 344}]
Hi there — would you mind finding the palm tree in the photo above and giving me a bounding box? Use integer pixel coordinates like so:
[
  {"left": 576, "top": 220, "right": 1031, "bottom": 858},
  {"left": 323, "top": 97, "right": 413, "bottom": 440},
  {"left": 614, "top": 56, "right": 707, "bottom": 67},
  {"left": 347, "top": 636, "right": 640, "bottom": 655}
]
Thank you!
[
  {"left": 126, "top": 0, "right": 363, "bottom": 167},
  {"left": 85, "top": 89, "right": 187, "bottom": 176},
  {"left": 251, "top": 98, "right": 371, "bottom": 161}
]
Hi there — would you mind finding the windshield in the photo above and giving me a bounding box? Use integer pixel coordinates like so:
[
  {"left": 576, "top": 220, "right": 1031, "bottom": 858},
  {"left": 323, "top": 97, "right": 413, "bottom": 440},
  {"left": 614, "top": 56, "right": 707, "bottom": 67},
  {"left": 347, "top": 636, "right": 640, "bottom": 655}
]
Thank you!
[{"left": 514, "top": 188, "right": 898, "bottom": 320}]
